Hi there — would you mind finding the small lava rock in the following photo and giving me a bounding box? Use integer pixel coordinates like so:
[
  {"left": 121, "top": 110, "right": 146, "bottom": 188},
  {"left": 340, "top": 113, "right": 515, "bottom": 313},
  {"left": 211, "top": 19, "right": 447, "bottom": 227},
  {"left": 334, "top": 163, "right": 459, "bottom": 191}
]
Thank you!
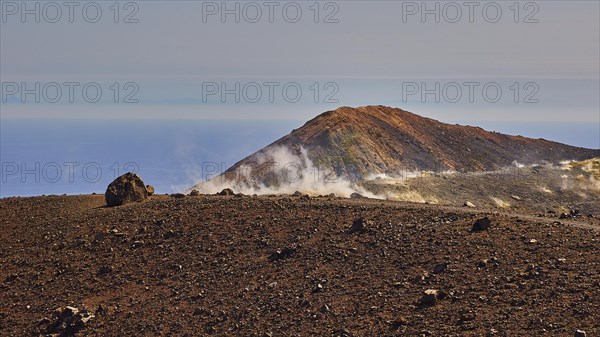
[
  {"left": 269, "top": 247, "right": 297, "bottom": 262},
  {"left": 217, "top": 188, "right": 235, "bottom": 196},
  {"left": 97, "top": 265, "right": 113, "bottom": 275},
  {"left": 433, "top": 263, "right": 448, "bottom": 274},
  {"left": 319, "top": 304, "right": 330, "bottom": 313},
  {"left": 145, "top": 185, "right": 155, "bottom": 196},
  {"left": 390, "top": 317, "right": 408, "bottom": 330},
  {"left": 44, "top": 306, "right": 94, "bottom": 336},
  {"left": 348, "top": 218, "right": 371, "bottom": 234},
  {"left": 420, "top": 289, "right": 443, "bottom": 305},
  {"left": 472, "top": 217, "right": 491, "bottom": 231}
]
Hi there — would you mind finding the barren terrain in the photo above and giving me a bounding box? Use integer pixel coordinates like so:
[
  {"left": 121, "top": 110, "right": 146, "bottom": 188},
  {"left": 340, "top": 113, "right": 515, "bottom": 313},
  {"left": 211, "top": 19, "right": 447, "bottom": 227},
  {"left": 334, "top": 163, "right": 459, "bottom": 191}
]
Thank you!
[{"left": 1, "top": 194, "right": 599, "bottom": 336}]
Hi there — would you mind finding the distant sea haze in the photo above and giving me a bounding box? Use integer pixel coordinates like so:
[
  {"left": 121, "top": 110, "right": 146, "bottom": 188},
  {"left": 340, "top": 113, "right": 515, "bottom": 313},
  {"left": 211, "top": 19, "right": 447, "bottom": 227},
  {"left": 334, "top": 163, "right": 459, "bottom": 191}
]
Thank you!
[{"left": 0, "top": 118, "right": 598, "bottom": 197}]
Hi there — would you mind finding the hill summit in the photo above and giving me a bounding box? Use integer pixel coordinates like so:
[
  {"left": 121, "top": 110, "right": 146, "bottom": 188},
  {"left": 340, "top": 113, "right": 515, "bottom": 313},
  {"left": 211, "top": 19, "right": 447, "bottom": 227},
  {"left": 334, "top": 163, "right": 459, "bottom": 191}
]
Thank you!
[{"left": 197, "top": 106, "right": 599, "bottom": 193}]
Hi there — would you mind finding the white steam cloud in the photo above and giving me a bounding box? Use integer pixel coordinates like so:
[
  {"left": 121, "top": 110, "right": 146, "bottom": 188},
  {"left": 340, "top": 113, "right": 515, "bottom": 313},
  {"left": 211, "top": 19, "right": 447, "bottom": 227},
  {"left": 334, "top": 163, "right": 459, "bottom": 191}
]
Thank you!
[{"left": 194, "top": 146, "right": 382, "bottom": 198}]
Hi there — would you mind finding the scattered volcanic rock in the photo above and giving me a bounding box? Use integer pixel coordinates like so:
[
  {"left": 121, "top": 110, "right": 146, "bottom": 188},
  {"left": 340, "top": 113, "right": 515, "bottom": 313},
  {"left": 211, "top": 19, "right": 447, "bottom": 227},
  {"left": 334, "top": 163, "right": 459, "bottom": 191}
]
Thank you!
[
  {"left": 146, "top": 185, "right": 155, "bottom": 196},
  {"left": 464, "top": 201, "right": 476, "bottom": 208},
  {"left": 189, "top": 189, "right": 200, "bottom": 196},
  {"left": 575, "top": 330, "right": 587, "bottom": 337},
  {"left": 1, "top": 195, "right": 599, "bottom": 336},
  {"left": 472, "top": 217, "right": 492, "bottom": 231},
  {"left": 170, "top": 193, "right": 185, "bottom": 199},
  {"left": 350, "top": 193, "right": 365, "bottom": 199},
  {"left": 104, "top": 172, "right": 148, "bottom": 207}
]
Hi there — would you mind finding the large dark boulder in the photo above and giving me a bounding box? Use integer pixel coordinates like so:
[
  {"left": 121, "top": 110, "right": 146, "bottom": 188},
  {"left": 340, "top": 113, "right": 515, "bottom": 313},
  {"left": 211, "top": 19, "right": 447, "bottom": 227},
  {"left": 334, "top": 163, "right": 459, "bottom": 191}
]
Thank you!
[{"left": 105, "top": 173, "right": 148, "bottom": 207}]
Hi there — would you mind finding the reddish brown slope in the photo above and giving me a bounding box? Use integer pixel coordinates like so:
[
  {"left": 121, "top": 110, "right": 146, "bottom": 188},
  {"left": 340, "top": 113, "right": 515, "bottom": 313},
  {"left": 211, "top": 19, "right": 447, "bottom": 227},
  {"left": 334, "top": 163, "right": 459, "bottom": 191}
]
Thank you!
[{"left": 222, "top": 106, "right": 599, "bottom": 183}]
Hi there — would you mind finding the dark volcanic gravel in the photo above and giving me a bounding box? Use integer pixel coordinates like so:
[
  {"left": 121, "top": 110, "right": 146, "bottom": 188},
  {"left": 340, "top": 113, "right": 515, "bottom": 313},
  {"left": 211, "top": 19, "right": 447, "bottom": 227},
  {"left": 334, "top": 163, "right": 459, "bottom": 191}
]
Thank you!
[{"left": 1, "top": 194, "right": 599, "bottom": 336}]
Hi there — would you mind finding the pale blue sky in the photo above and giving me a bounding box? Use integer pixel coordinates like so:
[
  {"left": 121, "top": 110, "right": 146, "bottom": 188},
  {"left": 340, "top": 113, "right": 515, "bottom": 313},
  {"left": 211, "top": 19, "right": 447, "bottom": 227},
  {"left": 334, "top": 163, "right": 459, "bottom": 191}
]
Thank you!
[{"left": 1, "top": 1, "right": 599, "bottom": 123}]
